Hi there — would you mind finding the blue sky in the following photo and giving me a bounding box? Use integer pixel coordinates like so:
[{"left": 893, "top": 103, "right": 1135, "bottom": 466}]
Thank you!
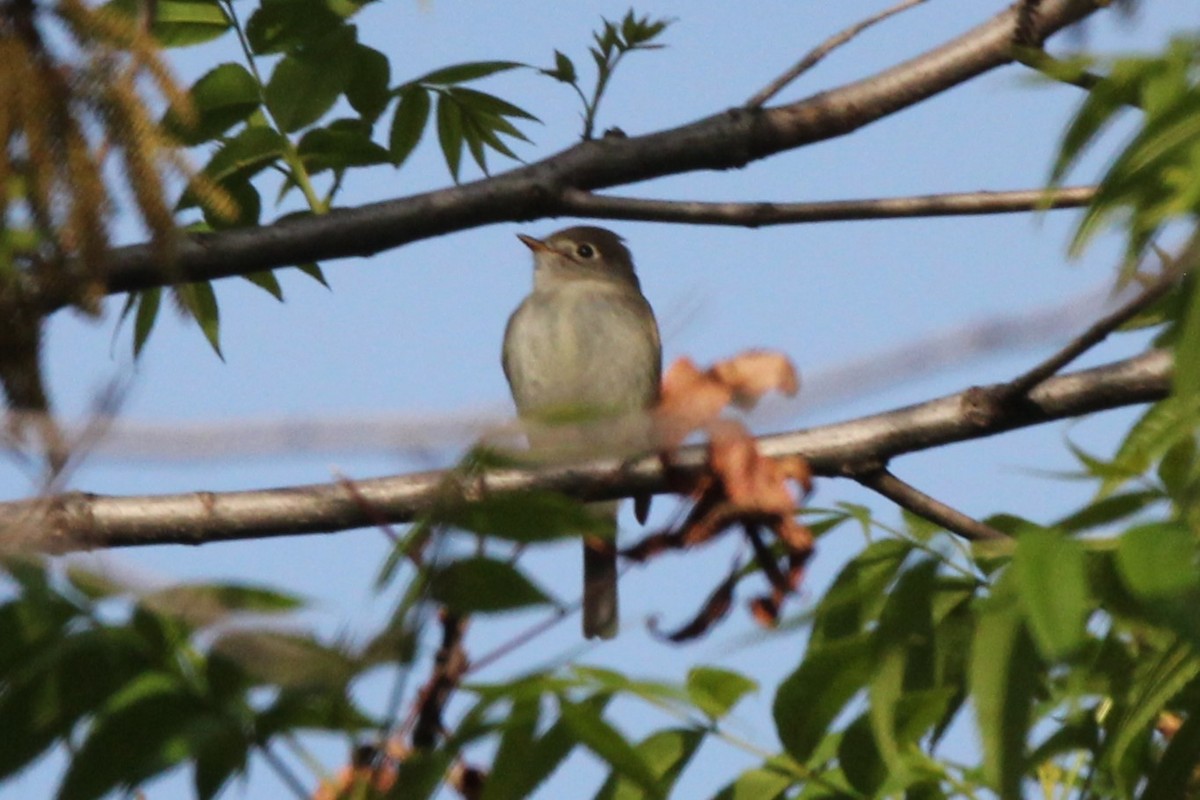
[{"left": 5, "top": 2, "right": 1188, "bottom": 797}]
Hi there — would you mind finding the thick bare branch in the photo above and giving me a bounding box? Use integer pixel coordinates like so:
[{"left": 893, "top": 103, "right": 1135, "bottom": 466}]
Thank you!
[
  {"left": 38, "top": 0, "right": 1104, "bottom": 312},
  {"left": 556, "top": 186, "right": 1096, "bottom": 226},
  {"left": 3, "top": 348, "right": 1169, "bottom": 553}
]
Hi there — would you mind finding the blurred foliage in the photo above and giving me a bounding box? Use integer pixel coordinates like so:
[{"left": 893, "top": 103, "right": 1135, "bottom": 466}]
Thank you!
[
  {"left": 1050, "top": 36, "right": 1200, "bottom": 267},
  {"left": 4, "top": 3, "right": 1200, "bottom": 800}
]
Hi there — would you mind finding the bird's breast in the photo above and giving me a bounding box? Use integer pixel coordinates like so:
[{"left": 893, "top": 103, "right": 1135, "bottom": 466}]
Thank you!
[{"left": 503, "top": 282, "right": 661, "bottom": 419}]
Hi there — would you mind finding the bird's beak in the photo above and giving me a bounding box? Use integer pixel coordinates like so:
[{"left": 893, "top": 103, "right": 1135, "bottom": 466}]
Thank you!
[{"left": 517, "top": 233, "right": 550, "bottom": 253}]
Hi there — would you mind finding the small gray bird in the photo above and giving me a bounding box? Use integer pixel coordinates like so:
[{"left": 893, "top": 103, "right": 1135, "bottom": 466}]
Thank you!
[{"left": 502, "top": 226, "right": 662, "bottom": 639}]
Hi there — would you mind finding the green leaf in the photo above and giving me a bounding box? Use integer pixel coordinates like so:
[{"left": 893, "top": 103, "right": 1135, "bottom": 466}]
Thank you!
[
  {"left": 105, "top": 0, "right": 231, "bottom": 47},
  {"left": 461, "top": 114, "right": 499, "bottom": 171},
  {"left": 1014, "top": 529, "right": 1089, "bottom": 658},
  {"left": 970, "top": 591, "right": 1039, "bottom": 798},
  {"left": 558, "top": 698, "right": 663, "bottom": 799},
  {"left": 711, "top": 764, "right": 793, "bottom": 800},
  {"left": 1116, "top": 521, "right": 1199, "bottom": 598},
  {"left": 1073, "top": 87, "right": 1200, "bottom": 256},
  {"left": 811, "top": 537, "right": 912, "bottom": 645},
  {"left": 254, "top": 687, "right": 373, "bottom": 738},
  {"left": 265, "top": 52, "right": 350, "bottom": 132},
  {"left": 166, "top": 63, "right": 260, "bottom": 146},
  {"left": 203, "top": 126, "right": 287, "bottom": 183},
  {"left": 298, "top": 120, "right": 390, "bottom": 174},
  {"left": 418, "top": 61, "right": 523, "bottom": 85},
  {"left": 192, "top": 719, "right": 249, "bottom": 800},
  {"left": 244, "top": 0, "right": 345, "bottom": 54},
  {"left": 0, "top": 628, "right": 155, "bottom": 781},
  {"left": 441, "top": 491, "right": 610, "bottom": 543},
  {"left": 244, "top": 270, "right": 283, "bottom": 300},
  {"left": 64, "top": 565, "right": 127, "bottom": 600},
  {"left": 546, "top": 50, "right": 578, "bottom": 84},
  {"left": 1174, "top": 271, "right": 1200, "bottom": 399},
  {"left": 449, "top": 87, "right": 538, "bottom": 122},
  {"left": 480, "top": 697, "right": 540, "bottom": 800},
  {"left": 1108, "top": 639, "right": 1200, "bottom": 778},
  {"left": 774, "top": 633, "right": 873, "bottom": 763},
  {"left": 211, "top": 630, "right": 358, "bottom": 690},
  {"left": 346, "top": 44, "right": 391, "bottom": 122},
  {"left": 133, "top": 288, "right": 161, "bottom": 357},
  {"left": 1053, "top": 490, "right": 1163, "bottom": 533},
  {"left": 57, "top": 678, "right": 202, "bottom": 800},
  {"left": 1107, "top": 395, "right": 1200, "bottom": 495},
  {"left": 390, "top": 749, "right": 452, "bottom": 800},
  {"left": 1157, "top": 435, "right": 1197, "bottom": 498},
  {"left": 869, "top": 559, "right": 938, "bottom": 769},
  {"left": 295, "top": 262, "right": 329, "bottom": 287},
  {"left": 685, "top": 666, "right": 757, "bottom": 720},
  {"left": 175, "top": 281, "right": 223, "bottom": 359},
  {"left": 571, "top": 667, "right": 687, "bottom": 709},
  {"left": 139, "top": 582, "right": 304, "bottom": 628},
  {"left": 594, "top": 728, "right": 704, "bottom": 800},
  {"left": 484, "top": 693, "right": 609, "bottom": 800},
  {"left": 389, "top": 85, "right": 432, "bottom": 166},
  {"left": 429, "top": 558, "right": 551, "bottom": 614},
  {"left": 435, "top": 92, "right": 464, "bottom": 181},
  {"left": 839, "top": 714, "right": 886, "bottom": 796}
]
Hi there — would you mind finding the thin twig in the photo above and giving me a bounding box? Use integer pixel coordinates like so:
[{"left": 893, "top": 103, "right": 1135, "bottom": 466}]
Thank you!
[
  {"left": 854, "top": 467, "right": 1009, "bottom": 541},
  {"left": 747, "top": 0, "right": 931, "bottom": 108},
  {"left": 998, "top": 225, "right": 1200, "bottom": 402},
  {"left": 558, "top": 185, "right": 1096, "bottom": 226},
  {"left": 258, "top": 743, "right": 313, "bottom": 800},
  {"left": 467, "top": 607, "right": 571, "bottom": 675},
  {"left": 334, "top": 471, "right": 401, "bottom": 544},
  {"left": 994, "top": 270, "right": 1180, "bottom": 404}
]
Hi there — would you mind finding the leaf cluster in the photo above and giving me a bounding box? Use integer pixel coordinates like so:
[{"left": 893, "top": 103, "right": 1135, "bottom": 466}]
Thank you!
[
  {"left": 541, "top": 11, "right": 672, "bottom": 140},
  {"left": 1051, "top": 36, "right": 1200, "bottom": 266},
  {"left": 0, "top": 558, "right": 373, "bottom": 800},
  {"left": 113, "top": 0, "right": 550, "bottom": 356}
]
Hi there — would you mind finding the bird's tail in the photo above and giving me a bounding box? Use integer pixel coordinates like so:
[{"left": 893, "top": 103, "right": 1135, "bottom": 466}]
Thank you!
[{"left": 583, "top": 500, "right": 619, "bottom": 640}]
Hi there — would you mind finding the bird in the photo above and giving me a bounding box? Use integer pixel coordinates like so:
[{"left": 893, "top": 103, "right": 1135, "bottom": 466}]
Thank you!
[{"left": 502, "top": 226, "right": 662, "bottom": 639}]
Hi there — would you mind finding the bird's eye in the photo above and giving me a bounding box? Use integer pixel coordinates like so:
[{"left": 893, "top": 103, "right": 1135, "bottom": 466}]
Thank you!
[{"left": 575, "top": 243, "right": 595, "bottom": 259}]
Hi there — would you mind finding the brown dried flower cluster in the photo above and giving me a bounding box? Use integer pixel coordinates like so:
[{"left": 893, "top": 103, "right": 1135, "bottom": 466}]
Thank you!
[{"left": 0, "top": 0, "right": 231, "bottom": 311}]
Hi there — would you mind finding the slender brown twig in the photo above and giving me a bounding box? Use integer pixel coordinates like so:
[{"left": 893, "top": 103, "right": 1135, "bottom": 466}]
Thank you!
[
  {"left": 557, "top": 185, "right": 1096, "bottom": 227},
  {"left": 746, "top": 0, "right": 932, "bottom": 108},
  {"left": 853, "top": 467, "right": 1009, "bottom": 541},
  {"left": 993, "top": 270, "right": 1180, "bottom": 404}
]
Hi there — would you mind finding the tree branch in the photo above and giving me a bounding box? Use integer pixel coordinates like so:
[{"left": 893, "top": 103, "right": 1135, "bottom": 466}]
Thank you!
[
  {"left": 746, "top": 0, "right": 932, "bottom": 108},
  {"left": 37, "top": 0, "right": 1104, "bottom": 313},
  {"left": 556, "top": 185, "right": 1096, "bottom": 226},
  {"left": 853, "top": 467, "right": 1009, "bottom": 541},
  {"left": 994, "top": 269, "right": 1179, "bottom": 403},
  {"left": 4, "top": 348, "right": 1169, "bottom": 553}
]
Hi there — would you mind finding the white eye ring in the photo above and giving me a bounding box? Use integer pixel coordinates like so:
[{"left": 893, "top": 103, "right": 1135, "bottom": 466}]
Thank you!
[{"left": 576, "top": 243, "right": 596, "bottom": 259}]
